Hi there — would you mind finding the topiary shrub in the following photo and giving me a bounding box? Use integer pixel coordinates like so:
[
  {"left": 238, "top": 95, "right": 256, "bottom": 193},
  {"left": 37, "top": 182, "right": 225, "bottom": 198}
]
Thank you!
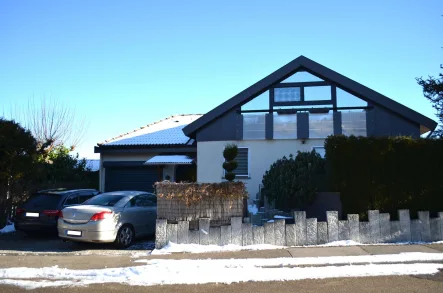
[
  {"left": 262, "top": 150, "right": 326, "bottom": 211},
  {"left": 223, "top": 144, "right": 238, "bottom": 182}
]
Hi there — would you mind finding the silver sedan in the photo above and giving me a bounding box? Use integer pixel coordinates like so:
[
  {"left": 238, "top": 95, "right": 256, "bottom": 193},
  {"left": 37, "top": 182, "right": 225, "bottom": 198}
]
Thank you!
[{"left": 58, "top": 191, "right": 157, "bottom": 248}]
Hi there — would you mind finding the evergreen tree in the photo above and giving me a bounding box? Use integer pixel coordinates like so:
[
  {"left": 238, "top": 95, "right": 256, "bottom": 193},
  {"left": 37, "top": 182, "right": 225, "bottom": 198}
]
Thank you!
[
  {"left": 0, "top": 119, "right": 39, "bottom": 227},
  {"left": 417, "top": 65, "right": 443, "bottom": 138}
]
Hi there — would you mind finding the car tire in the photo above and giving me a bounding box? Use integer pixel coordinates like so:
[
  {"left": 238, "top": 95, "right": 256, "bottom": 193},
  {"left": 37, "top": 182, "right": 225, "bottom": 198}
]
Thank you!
[{"left": 114, "top": 224, "right": 134, "bottom": 249}]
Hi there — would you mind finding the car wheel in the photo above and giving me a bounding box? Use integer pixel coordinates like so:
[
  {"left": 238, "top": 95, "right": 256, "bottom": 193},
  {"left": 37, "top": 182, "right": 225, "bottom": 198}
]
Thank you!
[{"left": 115, "top": 225, "right": 134, "bottom": 249}]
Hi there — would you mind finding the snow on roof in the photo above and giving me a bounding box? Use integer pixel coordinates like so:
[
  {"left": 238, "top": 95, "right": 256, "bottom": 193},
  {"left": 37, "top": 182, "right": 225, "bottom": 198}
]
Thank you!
[
  {"left": 144, "top": 155, "right": 194, "bottom": 165},
  {"left": 100, "top": 114, "right": 202, "bottom": 146}
]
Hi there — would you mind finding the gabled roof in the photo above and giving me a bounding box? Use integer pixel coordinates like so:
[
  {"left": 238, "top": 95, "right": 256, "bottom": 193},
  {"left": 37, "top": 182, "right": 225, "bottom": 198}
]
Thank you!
[
  {"left": 183, "top": 56, "right": 437, "bottom": 136},
  {"left": 99, "top": 114, "right": 202, "bottom": 147}
]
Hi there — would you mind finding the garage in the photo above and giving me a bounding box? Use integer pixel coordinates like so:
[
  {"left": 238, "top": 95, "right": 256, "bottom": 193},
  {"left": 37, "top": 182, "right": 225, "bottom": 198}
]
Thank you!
[{"left": 105, "top": 166, "right": 161, "bottom": 192}]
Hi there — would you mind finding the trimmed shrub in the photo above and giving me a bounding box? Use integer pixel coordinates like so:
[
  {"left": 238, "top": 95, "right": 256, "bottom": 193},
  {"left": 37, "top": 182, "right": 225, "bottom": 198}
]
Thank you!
[
  {"left": 262, "top": 151, "right": 326, "bottom": 211},
  {"left": 325, "top": 135, "right": 443, "bottom": 218},
  {"left": 223, "top": 144, "right": 238, "bottom": 182},
  {"left": 154, "top": 181, "right": 248, "bottom": 226}
]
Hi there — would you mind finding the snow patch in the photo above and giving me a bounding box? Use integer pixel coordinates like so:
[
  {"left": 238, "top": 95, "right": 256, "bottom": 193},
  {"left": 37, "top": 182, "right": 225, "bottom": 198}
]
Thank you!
[
  {"left": 318, "top": 240, "right": 362, "bottom": 247},
  {"left": 274, "top": 215, "right": 293, "bottom": 219},
  {"left": 0, "top": 223, "right": 15, "bottom": 234},
  {"left": 150, "top": 239, "right": 443, "bottom": 255},
  {"left": 1, "top": 253, "right": 443, "bottom": 289},
  {"left": 151, "top": 242, "right": 285, "bottom": 255}
]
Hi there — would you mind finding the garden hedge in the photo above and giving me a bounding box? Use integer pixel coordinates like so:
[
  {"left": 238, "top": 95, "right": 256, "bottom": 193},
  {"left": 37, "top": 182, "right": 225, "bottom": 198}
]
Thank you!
[{"left": 325, "top": 135, "right": 443, "bottom": 219}]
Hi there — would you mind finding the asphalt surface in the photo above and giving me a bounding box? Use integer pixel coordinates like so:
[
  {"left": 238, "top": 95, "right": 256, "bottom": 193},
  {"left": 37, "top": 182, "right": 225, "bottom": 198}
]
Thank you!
[
  {"left": 1, "top": 275, "right": 443, "bottom": 293},
  {"left": 0, "top": 230, "right": 155, "bottom": 254}
]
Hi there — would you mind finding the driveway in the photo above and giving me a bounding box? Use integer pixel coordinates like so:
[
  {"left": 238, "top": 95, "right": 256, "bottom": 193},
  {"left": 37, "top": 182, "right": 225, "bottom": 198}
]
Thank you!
[{"left": 0, "top": 231, "right": 155, "bottom": 255}]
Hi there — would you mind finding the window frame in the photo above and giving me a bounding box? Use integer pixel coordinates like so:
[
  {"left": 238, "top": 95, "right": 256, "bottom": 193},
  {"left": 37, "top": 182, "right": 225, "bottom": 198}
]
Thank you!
[{"left": 223, "top": 147, "right": 250, "bottom": 179}]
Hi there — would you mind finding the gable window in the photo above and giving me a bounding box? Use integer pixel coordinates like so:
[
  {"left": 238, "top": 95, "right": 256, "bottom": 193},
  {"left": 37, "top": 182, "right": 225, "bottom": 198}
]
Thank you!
[
  {"left": 274, "top": 114, "right": 297, "bottom": 139},
  {"left": 243, "top": 114, "right": 266, "bottom": 140},
  {"left": 309, "top": 113, "right": 333, "bottom": 138},
  {"left": 342, "top": 111, "right": 367, "bottom": 136},
  {"left": 280, "top": 71, "right": 324, "bottom": 83},
  {"left": 274, "top": 87, "right": 301, "bottom": 102},
  {"left": 233, "top": 148, "right": 249, "bottom": 178}
]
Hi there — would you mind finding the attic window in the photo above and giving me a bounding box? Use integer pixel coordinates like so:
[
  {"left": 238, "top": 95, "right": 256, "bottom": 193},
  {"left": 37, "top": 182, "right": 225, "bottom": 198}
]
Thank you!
[{"left": 274, "top": 87, "right": 301, "bottom": 102}]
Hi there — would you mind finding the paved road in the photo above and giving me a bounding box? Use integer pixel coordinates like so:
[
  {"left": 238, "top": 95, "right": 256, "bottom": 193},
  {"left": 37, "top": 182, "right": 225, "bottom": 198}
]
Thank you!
[{"left": 1, "top": 274, "right": 443, "bottom": 293}]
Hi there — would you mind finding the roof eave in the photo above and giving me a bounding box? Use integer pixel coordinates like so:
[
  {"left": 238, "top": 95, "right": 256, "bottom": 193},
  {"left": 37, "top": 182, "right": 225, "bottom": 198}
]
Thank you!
[{"left": 94, "top": 144, "right": 197, "bottom": 154}]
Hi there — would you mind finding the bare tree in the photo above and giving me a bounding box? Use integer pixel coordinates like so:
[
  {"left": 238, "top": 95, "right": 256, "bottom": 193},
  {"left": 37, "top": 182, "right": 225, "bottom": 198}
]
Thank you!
[{"left": 3, "top": 96, "right": 88, "bottom": 154}]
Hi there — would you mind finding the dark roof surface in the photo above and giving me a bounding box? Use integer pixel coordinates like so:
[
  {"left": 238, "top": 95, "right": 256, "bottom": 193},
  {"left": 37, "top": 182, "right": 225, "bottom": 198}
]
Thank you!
[{"left": 183, "top": 56, "right": 437, "bottom": 136}]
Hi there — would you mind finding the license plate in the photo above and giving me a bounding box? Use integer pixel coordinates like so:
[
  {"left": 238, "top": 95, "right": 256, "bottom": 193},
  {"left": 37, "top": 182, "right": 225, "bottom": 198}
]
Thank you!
[
  {"left": 66, "top": 230, "right": 82, "bottom": 236},
  {"left": 25, "top": 212, "right": 39, "bottom": 217}
]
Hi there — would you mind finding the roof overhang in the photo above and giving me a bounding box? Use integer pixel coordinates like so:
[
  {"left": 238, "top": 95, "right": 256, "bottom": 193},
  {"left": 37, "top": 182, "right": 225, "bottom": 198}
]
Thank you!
[
  {"left": 143, "top": 155, "right": 194, "bottom": 165},
  {"left": 94, "top": 145, "right": 197, "bottom": 154}
]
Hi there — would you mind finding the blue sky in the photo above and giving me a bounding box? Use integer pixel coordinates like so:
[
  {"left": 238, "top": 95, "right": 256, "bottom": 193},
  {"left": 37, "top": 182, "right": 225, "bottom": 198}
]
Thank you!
[{"left": 1, "top": 1, "right": 442, "bottom": 159}]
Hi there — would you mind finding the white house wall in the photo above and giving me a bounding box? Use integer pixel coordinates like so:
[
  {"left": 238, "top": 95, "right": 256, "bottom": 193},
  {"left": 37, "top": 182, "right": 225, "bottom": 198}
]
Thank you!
[{"left": 197, "top": 139, "right": 325, "bottom": 202}]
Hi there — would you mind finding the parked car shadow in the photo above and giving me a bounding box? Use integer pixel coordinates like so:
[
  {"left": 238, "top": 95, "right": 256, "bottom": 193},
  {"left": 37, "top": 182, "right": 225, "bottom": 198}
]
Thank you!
[{"left": 0, "top": 231, "right": 154, "bottom": 253}]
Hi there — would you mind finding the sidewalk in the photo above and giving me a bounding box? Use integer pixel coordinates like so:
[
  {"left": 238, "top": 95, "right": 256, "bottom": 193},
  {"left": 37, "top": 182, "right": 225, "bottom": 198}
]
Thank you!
[
  {"left": 1, "top": 243, "right": 442, "bottom": 270},
  {"left": 147, "top": 243, "right": 443, "bottom": 260}
]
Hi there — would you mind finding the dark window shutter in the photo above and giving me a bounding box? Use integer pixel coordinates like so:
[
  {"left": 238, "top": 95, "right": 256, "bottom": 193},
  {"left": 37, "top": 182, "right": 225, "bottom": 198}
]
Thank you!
[{"left": 233, "top": 148, "right": 248, "bottom": 176}]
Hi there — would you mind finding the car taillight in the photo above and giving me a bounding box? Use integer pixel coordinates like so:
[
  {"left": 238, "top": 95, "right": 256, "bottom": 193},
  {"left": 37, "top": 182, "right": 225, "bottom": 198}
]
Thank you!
[
  {"left": 58, "top": 210, "right": 63, "bottom": 218},
  {"left": 90, "top": 211, "right": 113, "bottom": 221},
  {"left": 16, "top": 208, "right": 25, "bottom": 215},
  {"left": 43, "top": 210, "right": 61, "bottom": 217}
]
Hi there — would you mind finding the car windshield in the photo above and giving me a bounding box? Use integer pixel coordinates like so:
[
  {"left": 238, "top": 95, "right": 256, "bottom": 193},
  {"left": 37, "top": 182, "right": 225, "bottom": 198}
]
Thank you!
[
  {"left": 83, "top": 195, "right": 125, "bottom": 207},
  {"left": 24, "top": 194, "right": 62, "bottom": 210}
]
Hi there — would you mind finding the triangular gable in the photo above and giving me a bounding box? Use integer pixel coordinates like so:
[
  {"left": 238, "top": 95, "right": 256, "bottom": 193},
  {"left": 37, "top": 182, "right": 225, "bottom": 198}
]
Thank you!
[{"left": 183, "top": 56, "right": 437, "bottom": 137}]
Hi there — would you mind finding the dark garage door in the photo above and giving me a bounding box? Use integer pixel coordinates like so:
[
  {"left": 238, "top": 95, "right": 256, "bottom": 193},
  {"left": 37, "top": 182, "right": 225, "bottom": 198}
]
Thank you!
[{"left": 105, "top": 167, "right": 160, "bottom": 192}]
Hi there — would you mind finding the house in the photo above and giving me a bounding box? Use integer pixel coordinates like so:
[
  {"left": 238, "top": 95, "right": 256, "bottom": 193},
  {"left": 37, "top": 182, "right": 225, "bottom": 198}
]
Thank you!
[
  {"left": 94, "top": 115, "right": 201, "bottom": 192},
  {"left": 96, "top": 56, "right": 437, "bottom": 199}
]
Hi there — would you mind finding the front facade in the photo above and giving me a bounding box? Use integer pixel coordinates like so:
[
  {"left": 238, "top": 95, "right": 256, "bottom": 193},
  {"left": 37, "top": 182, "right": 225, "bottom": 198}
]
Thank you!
[
  {"left": 183, "top": 56, "right": 437, "bottom": 200},
  {"left": 96, "top": 56, "right": 436, "bottom": 199}
]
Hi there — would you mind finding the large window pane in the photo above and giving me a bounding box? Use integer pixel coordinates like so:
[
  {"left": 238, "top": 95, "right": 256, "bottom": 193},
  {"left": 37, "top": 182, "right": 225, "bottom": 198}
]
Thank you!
[
  {"left": 304, "top": 86, "right": 331, "bottom": 101},
  {"left": 309, "top": 113, "right": 333, "bottom": 138},
  {"left": 241, "top": 91, "right": 269, "bottom": 111},
  {"left": 274, "top": 114, "right": 297, "bottom": 139},
  {"left": 337, "top": 88, "right": 367, "bottom": 108},
  {"left": 274, "top": 87, "right": 301, "bottom": 102},
  {"left": 342, "top": 111, "right": 367, "bottom": 136},
  {"left": 243, "top": 114, "right": 265, "bottom": 140}
]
